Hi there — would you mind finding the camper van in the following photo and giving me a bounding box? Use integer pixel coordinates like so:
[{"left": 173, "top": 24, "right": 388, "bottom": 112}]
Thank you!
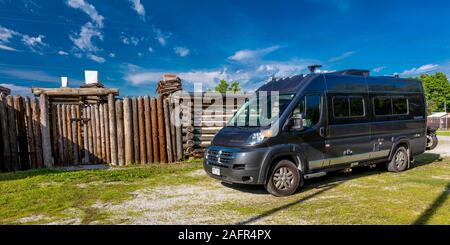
[{"left": 204, "top": 67, "right": 431, "bottom": 196}]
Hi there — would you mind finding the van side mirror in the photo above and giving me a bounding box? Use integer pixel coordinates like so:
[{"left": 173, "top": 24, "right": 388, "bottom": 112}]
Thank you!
[{"left": 291, "top": 113, "right": 304, "bottom": 131}]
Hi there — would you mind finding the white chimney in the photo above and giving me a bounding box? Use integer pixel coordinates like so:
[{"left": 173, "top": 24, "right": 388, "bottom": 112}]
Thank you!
[
  {"left": 61, "top": 77, "right": 69, "bottom": 87},
  {"left": 84, "top": 70, "right": 99, "bottom": 84}
]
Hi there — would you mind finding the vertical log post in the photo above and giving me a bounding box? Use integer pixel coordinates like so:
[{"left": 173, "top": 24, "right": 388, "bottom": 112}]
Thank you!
[
  {"left": 14, "top": 96, "right": 29, "bottom": 170},
  {"left": 87, "top": 106, "right": 94, "bottom": 164},
  {"left": 168, "top": 96, "right": 177, "bottom": 161},
  {"left": 144, "top": 96, "right": 153, "bottom": 164},
  {"left": 138, "top": 96, "right": 147, "bottom": 164},
  {"left": 174, "top": 96, "right": 183, "bottom": 161},
  {"left": 104, "top": 103, "right": 111, "bottom": 164},
  {"left": 76, "top": 105, "right": 83, "bottom": 162},
  {"left": 0, "top": 94, "right": 11, "bottom": 171},
  {"left": 82, "top": 105, "right": 89, "bottom": 164},
  {"left": 39, "top": 94, "right": 54, "bottom": 167},
  {"left": 7, "top": 95, "right": 19, "bottom": 170},
  {"left": 66, "top": 105, "right": 73, "bottom": 165},
  {"left": 116, "top": 100, "right": 125, "bottom": 166},
  {"left": 151, "top": 97, "right": 159, "bottom": 162},
  {"left": 24, "top": 97, "right": 36, "bottom": 168},
  {"left": 94, "top": 104, "right": 101, "bottom": 164},
  {"left": 56, "top": 105, "right": 64, "bottom": 165},
  {"left": 108, "top": 94, "right": 118, "bottom": 165},
  {"left": 61, "top": 104, "right": 68, "bottom": 165},
  {"left": 91, "top": 105, "right": 97, "bottom": 164},
  {"left": 32, "top": 98, "right": 43, "bottom": 168},
  {"left": 163, "top": 98, "right": 173, "bottom": 163},
  {"left": 123, "top": 97, "right": 133, "bottom": 165},
  {"left": 99, "top": 104, "right": 106, "bottom": 164},
  {"left": 50, "top": 103, "right": 59, "bottom": 165},
  {"left": 132, "top": 97, "right": 140, "bottom": 164},
  {"left": 157, "top": 96, "right": 167, "bottom": 163},
  {"left": 71, "top": 105, "right": 79, "bottom": 165}
]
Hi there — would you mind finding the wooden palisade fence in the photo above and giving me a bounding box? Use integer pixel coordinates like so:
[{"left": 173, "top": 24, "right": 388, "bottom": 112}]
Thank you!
[{"left": 0, "top": 89, "right": 251, "bottom": 172}]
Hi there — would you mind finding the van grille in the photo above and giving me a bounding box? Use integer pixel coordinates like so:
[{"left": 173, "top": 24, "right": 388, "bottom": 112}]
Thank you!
[{"left": 206, "top": 147, "right": 237, "bottom": 168}]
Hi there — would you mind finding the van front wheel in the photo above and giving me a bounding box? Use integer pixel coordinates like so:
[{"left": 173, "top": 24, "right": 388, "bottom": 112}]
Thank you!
[{"left": 265, "top": 160, "right": 301, "bottom": 197}]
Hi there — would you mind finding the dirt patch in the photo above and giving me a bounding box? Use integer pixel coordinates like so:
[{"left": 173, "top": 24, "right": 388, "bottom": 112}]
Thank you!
[{"left": 92, "top": 181, "right": 282, "bottom": 224}]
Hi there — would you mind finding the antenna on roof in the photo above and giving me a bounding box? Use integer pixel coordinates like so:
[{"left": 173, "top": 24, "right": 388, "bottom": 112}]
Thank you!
[{"left": 308, "top": 65, "right": 322, "bottom": 74}]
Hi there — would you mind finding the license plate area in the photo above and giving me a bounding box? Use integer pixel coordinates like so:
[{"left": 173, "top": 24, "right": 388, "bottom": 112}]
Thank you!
[{"left": 212, "top": 167, "right": 221, "bottom": 176}]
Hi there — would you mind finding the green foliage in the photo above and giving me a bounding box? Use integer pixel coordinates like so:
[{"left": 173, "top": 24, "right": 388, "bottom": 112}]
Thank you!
[
  {"left": 420, "top": 72, "right": 450, "bottom": 113},
  {"left": 214, "top": 79, "right": 241, "bottom": 93},
  {"left": 215, "top": 80, "right": 229, "bottom": 93}
]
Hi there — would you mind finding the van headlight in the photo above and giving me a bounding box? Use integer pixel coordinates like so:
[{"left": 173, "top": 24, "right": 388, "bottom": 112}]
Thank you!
[{"left": 246, "top": 129, "right": 273, "bottom": 146}]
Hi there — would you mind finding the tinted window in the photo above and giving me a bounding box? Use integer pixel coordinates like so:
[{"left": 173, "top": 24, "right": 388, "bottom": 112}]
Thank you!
[
  {"left": 349, "top": 97, "right": 364, "bottom": 117},
  {"left": 392, "top": 97, "right": 408, "bottom": 115},
  {"left": 333, "top": 97, "right": 349, "bottom": 118},
  {"left": 374, "top": 97, "right": 392, "bottom": 115},
  {"left": 292, "top": 95, "right": 321, "bottom": 129}
]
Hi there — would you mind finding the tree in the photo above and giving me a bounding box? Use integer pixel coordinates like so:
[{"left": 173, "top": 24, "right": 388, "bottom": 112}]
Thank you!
[
  {"left": 214, "top": 80, "right": 241, "bottom": 93},
  {"left": 215, "top": 79, "right": 229, "bottom": 93},
  {"left": 229, "top": 81, "right": 241, "bottom": 93},
  {"left": 420, "top": 72, "right": 450, "bottom": 113}
]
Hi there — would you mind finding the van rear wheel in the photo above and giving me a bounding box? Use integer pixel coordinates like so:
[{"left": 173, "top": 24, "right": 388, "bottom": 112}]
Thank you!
[
  {"left": 265, "top": 160, "right": 301, "bottom": 197},
  {"left": 387, "top": 146, "right": 409, "bottom": 172}
]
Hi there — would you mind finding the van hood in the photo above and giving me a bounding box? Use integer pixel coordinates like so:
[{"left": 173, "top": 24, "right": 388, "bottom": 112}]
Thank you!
[{"left": 211, "top": 126, "right": 261, "bottom": 147}]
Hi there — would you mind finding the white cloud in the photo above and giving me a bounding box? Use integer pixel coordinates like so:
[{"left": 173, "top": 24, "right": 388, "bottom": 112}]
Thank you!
[
  {"left": 148, "top": 46, "right": 154, "bottom": 53},
  {"left": 70, "top": 22, "right": 103, "bottom": 52},
  {"left": 120, "top": 34, "right": 140, "bottom": 46},
  {"left": 228, "top": 45, "right": 281, "bottom": 62},
  {"left": 400, "top": 64, "right": 439, "bottom": 76},
  {"left": 129, "top": 0, "right": 145, "bottom": 20},
  {"left": 174, "top": 47, "right": 190, "bottom": 57},
  {"left": 0, "top": 68, "right": 59, "bottom": 83},
  {"left": 109, "top": 53, "right": 115, "bottom": 58},
  {"left": 328, "top": 51, "right": 355, "bottom": 62},
  {"left": 0, "top": 44, "right": 18, "bottom": 52},
  {"left": 67, "top": 0, "right": 104, "bottom": 28},
  {"left": 21, "top": 34, "right": 47, "bottom": 53},
  {"left": 154, "top": 28, "right": 171, "bottom": 46},
  {"left": 123, "top": 59, "right": 313, "bottom": 89},
  {"left": 0, "top": 83, "right": 32, "bottom": 96},
  {"left": 58, "top": 50, "right": 69, "bottom": 56},
  {"left": 137, "top": 52, "right": 143, "bottom": 57},
  {"left": 0, "top": 26, "right": 19, "bottom": 43},
  {"left": 373, "top": 66, "right": 387, "bottom": 73},
  {"left": 87, "top": 53, "right": 105, "bottom": 63}
]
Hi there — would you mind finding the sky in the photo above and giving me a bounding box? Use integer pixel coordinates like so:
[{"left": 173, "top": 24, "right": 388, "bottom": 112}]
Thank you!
[{"left": 1, "top": 0, "right": 450, "bottom": 96}]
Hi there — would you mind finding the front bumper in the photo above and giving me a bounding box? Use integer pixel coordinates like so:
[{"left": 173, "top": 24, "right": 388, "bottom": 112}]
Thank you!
[{"left": 203, "top": 146, "right": 270, "bottom": 185}]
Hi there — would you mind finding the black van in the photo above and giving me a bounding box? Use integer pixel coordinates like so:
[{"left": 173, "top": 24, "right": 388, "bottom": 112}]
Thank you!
[{"left": 204, "top": 68, "right": 429, "bottom": 196}]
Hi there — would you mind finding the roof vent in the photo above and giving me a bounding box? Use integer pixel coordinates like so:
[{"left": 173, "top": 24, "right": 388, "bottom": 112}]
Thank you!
[
  {"left": 331, "top": 69, "right": 370, "bottom": 76},
  {"left": 308, "top": 65, "right": 322, "bottom": 74}
]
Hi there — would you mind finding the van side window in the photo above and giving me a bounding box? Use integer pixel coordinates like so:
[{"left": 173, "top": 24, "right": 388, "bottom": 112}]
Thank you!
[
  {"left": 374, "top": 97, "right": 392, "bottom": 115},
  {"left": 374, "top": 96, "right": 409, "bottom": 116},
  {"left": 333, "top": 96, "right": 365, "bottom": 118},
  {"left": 392, "top": 97, "right": 408, "bottom": 115},
  {"left": 292, "top": 95, "right": 321, "bottom": 129}
]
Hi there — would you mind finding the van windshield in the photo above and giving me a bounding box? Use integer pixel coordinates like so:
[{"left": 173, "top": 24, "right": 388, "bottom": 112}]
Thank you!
[{"left": 228, "top": 93, "right": 295, "bottom": 127}]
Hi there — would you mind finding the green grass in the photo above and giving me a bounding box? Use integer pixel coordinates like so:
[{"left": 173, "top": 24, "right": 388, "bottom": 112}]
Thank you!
[
  {"left": 0, "top": 154, "right": 449, "bottom": 225},
  {"left": 0, "top": 160, "right": 203, "bottom": 224},
  {"left": 437, "top": 130, "right": 450, "bottom": 136}
]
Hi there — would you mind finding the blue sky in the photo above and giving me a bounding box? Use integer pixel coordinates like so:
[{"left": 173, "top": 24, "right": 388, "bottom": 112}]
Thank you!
[{"left": 1, "top": 0, "right": 450, "bottom": 96}]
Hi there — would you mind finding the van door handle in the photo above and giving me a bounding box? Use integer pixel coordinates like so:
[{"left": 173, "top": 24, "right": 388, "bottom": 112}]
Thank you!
[{"left": 319, "top": 127, "right": 326, "bottom": 137}]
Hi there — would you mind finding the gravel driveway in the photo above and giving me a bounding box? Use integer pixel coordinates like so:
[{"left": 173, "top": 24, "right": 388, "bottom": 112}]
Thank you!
[{"left": 427, "top": 135, "right": 450, "bottom": 157}]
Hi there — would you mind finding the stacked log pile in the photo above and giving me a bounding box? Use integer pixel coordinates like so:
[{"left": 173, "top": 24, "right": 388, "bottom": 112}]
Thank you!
[
  {"left": 156, "top": 74, "right": 182, "bottom": 96},
  {"left": 175, "top": 92, "right": 252, "bottom": 157}
]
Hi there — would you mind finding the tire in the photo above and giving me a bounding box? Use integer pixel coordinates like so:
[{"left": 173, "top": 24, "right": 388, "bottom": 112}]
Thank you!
[
  {"left": 426, "top": 134, "right": 438, "bottom": 150},
  {"left": 387, "top": 146, "right": 409, "bottom": 172},
  {"left": 265, "top": 160, "right": 301, "bottom": 197}
]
